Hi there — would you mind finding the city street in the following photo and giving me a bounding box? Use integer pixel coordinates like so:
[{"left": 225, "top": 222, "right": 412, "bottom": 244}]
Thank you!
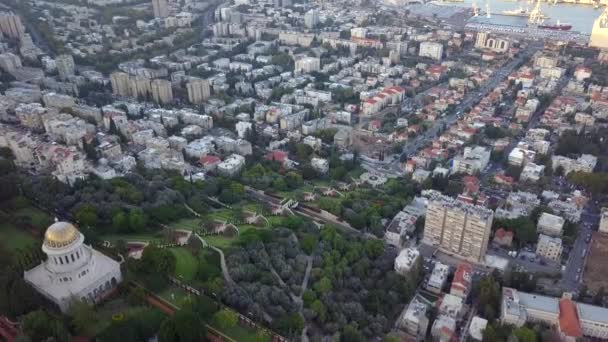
[{"left": 386, "top": 43, "right": 542, "bottom": 174}]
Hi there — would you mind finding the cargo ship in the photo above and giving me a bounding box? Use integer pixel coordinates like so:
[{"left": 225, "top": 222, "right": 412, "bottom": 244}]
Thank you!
[{"left": 537, "top": 20, "right": 573, "bottom": 30}]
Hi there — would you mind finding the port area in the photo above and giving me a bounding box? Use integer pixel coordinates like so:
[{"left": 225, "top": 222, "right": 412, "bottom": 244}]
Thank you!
[{"left": 464, "top": 21, "right": 590, "bottom": 43}]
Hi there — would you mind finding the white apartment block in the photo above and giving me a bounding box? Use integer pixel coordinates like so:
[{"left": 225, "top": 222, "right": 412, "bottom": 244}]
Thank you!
[
  {"left": 295, "top": 57, "right": 320, "bottom": 74},
  {"left": 304, "top": 9, "right": 319, "bottom": 29},
  {"left": 423, "top": 195, "right": 494, "bottom": 263},
  {"left": 15, "top": 102, "right": 49, "bottom": 132},
  {"left": 419, "top": 42, "right": 443, "bottom": 61},
  {"left": 552, "top": 154, "right": 597, "bottom": 175},
  {"left": 426, "top": 262, "right": 449, "bottom": 293},
  {"left": 394, "top": 248, "right": 420, "bottom": 275},
  {"left": 535, "top": 234, "right": 563, "bottom": 262},
  {"left": 152, "top": 0, "right": 169, "bottom": 18},
  {"left": 43, "top": 92, "right": 76, "bottom": 110},
  {"left": 537, "top": 212, "right": 565, "bottom": 237},
  {"left": 217, "top": 154, "right": 245, "bottom": 176},
  {"left": 600, "top": 208, "right": 608, "bottom": 234},
  {"left": 360, "top": 86, "right": 405, "bottom": 116},
  {"left": 187, "top": 78, "right": 211, "bottom": 105},
  {"left": 310, "top": 157, "right": 329, "bottom": 174},
  {"left": 474, "top": 32, "right": 510, "bottom": 52},
  {"left": 151, "top": 79, "right": 173, "bottom": 104},
  {"left": 520, "top": 163, "right": 545, "bottom": 183},
  {"left": 451, "top": 146, "right": 491, "bottom": 175},
  {"left": 56, "top": 54, "right": 75, "bottom": 81},
  {"left": 0, "top": 12, "right": 25, "bottom": 39},
  {"left": 235, "top": 121, "right": 252, "bottom": 139},
  {"left": 399, "top": 295, "right": 429, "bottom": 336},
  {"left": 508, "top": 143, "right": 536, "bottom": 167}
]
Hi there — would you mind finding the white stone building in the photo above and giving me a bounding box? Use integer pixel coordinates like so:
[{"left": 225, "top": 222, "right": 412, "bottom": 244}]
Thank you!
[
  {"left": 419, "top": 42, "right": 443, "bottom": 61},
  {"left": 536, "top": 234, "right": 563, "bottom": 262},
  {"left": 24, "top": 221, "right": 122, "bottom": 312}
]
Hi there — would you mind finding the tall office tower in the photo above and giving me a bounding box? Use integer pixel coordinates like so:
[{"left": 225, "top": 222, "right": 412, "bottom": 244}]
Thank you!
[
  {"left": 186, "top": 78, "right": 211, "bottom": 105},
  {"left": 423, "top": 195, "right": 494, "bottom": 263},
  {"left": 0, "top": 12, "right": 25, "bottom": 39},
  {"left": 152, "top": 0, "right": 169, "bottom": 18},
  {"left": 151, "top": 79, "right": 173, "bottom": 105},
  {"left": 110, "top": 72, "right": 130, "bottom": 97},
  {"left": 304, "top": 9, "right": 319, "bottom": 29},
  {"left": 56, "top": 54, "right": 75, "bottom": 80}
]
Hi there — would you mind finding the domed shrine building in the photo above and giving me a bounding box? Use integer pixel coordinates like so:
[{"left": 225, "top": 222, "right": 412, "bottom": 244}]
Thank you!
[{"left": 24, "top": 221, "right": 122, "bottom": 312}]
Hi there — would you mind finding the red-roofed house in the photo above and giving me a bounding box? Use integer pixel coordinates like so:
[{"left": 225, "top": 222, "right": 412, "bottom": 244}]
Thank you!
[
  {"left": 200, "top": 155, "right": 221, "bottom": 171},
  {"left": 403, "top": 160, "right": 416, "bottom": 173},
  {"left": 462, "top": 176, "right": 480, "bottom": 194},
  {"left": 494, "top": 174, "right": 515, "bottom": 186},
  {"left": 265, "top": 150, "right": 288, "bottom": 163},
  {"left": 559, "top": 298, "right": 583, "bottom": 340},
  {"left": 450, "top": 263, "right": 473, "bottom": 298},
  {"left": 369, "top": 119, "right": 381, "bottom": 131}
]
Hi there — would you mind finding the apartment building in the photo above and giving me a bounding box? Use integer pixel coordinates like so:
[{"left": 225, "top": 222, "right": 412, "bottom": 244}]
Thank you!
[
  {"left": 295, "top": 57, "right": 320, "bottom": 74},
  {"left": 419, "top": 41, "right": 443, "bottom": 61},
  {"left": 426, "top": 262, "right": 449, "bottom": 293},
  {"left": 501, "top": 288, "right": 608, "bottom": 340},
  {"left": 450, "top": 263, "right": 473, "bottom": 298},
  {"left": 537, "top": 212, "right": 565, "bottom": 237},
  {"left": 394, "top": 248, "right": 420, "bottom": 275},
  {"left": 187, "top": 78, "right": 211, "bottom": 105},
  {"left": 552, "top": 154, "right": 598, "bottom": 175},
  {"left": 110, "top": 72, "right": 131, "bottom": 97},
  {"left": 536, "top": 234, "right": 563, "bottom": 262},
  {"left": 451, "top": 146, "right": 491, "bottom": 175},
  {"left": 217, "top": 154, "right": 245, "bottom": 176},
  {"left": 423, "top": 195, "right": 494, "bottom": 262},
  {"left": 152, "top": 0, "right": 169, "bottom": 18},
  {"left": 399, "top": 295, "right": 430, "bottom": 336},
  {"left": 0, "top": 12, "right": 25, "bottom": 39},
  {"left": 474, "top": 32, "right": 510, "bottom": 53},
  {"left": 151, "top": 79, "right": 173, "bottom": 105},
  {"left": 56, "top": 54, "right": 75, "bottom": 80},
  {"left": 600, "top": 208, "right": 608, "bottom": 234}
]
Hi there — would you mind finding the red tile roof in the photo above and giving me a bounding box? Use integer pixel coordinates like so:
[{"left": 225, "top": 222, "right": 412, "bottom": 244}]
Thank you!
[
  {"left": 265, "top": 150, "right": 288, "bottom": 162},
  {"left": 451, "top": 263, "right": 472, "bottom": 294},
  {"left": 559, "top": 298, "right": 582, "bottom": 338},
  {"left": 200, "top": 155, "right": 221, "bottom": 165}
]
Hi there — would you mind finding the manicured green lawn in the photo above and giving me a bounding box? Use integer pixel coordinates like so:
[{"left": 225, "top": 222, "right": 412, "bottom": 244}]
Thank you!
[
  {"left": 207, "top": 210, "right": 232, "bottom": 221},
  {"left": 0, "top": 223, "right": 37, "bottom": 254},
  {"left": 15, "top": 206, "right": 52, "bottom": 223},
  {"left": 92, "top": 299, "right": 157, "bottom": 337},
  {"left": 202, "top": 225, "right": 263, "bottom": 249},
  {"left": 169, "top": 247, "right": 198, "bottom": 281},
  {"left": 208, "top": 321, "right": 261, "bottom": 342},
  {"left": 171, "top": 218, "right": 201, "bottom": 231},
  {"left": 156, "top": 286, "right": 195, "bottom": 308},
  {"left": 267, "top": 216, "right": 286, "bottom": 227},
  {"left": 153, "top": 284, "right": 264, "bottom": 342},
  {"left": 101, "top": 233, "right": 162, "bottom": 244}
]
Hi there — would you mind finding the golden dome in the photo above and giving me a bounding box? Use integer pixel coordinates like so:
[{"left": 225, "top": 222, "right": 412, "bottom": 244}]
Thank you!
[{"left": 43, "top": 221, "right": 81, "bottom": 249}]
